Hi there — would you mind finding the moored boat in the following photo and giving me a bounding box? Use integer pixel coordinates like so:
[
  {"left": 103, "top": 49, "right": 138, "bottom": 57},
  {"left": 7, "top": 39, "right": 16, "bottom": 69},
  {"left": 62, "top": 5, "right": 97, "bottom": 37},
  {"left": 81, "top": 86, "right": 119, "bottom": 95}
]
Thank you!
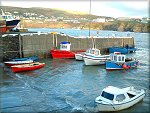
[
  {"left": 0, "top": 9, "right": 20, "bottom": 32},
  {"left": 4, "top": 60, "right": 33, "bottom": 67},
  {"left": 12, "top": 56, "right": 39, "bottom": 62},
  {"left": 0, "top": 20, "right": 6, "bottom": 33},
  {"left": 11, "top": 62, "right": 45, "bottom": 73},
  {"left": 106, "top": 52, "right": 139, "bottom": 70},
  {"left": 75, "top": 52, "right": 85, "bottom": 61},
  {"left": 108, "top": 45, "right": 137, "bottom": 54},
  {"left": 95, "top": 86, "right": 145, "bottom": 111},
  {"left": 50, "top": 42, "right": 75, "bottom": 59},
  {"left": 83, "top": 48, "right": 110, "bottom": 65}
]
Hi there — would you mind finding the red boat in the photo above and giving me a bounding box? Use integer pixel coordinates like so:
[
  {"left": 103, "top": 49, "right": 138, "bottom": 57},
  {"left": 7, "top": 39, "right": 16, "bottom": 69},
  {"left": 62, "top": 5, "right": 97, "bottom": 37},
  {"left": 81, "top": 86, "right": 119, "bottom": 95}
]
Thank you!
[
  {"left": 50, "top": 49, "right": 75, "bottom": 58},
  {"left": 11, "top": 62, "right": 45, "bottom": 73},
  {"left": 4, "top": 60, "right": 33, "bottom": 67},
  {"left": 0, "top": 9, "right": 20, "bottom": 33},
  {"left": 50, "top": 42, "right": 75, "bottom": 58}
]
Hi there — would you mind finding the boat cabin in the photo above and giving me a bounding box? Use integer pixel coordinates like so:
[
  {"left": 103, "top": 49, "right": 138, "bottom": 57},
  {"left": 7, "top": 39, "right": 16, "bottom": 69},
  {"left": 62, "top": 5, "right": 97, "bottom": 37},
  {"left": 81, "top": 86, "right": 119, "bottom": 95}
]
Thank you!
[
  {"left": 1, "top": 9, "right": 14, "bottom": 21},
  {"left": 98, "top": 86, "right": 135, "bottom": 104},
  {"left": 1, "top": 15, "right": 14, "bottom": 20},
  {"left": 85, "top": 48, "right": 101, "bottom": 56},
  {"left": 59, "top": 42, "right": 71, "bottom": 51},
  {"left": 110, "top": 52, "right": 126, "bottom": 63}
]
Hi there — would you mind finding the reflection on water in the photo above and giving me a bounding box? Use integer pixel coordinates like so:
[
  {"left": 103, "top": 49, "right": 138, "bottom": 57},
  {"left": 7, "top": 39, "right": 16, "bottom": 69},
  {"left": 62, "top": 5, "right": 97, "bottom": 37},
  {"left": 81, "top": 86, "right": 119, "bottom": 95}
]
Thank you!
[
  {"left": 0, "top": 31, "right": 149, "bottom": 113},
  {"left": 82, "top": 65, "right": 102, "bottom": 76}
]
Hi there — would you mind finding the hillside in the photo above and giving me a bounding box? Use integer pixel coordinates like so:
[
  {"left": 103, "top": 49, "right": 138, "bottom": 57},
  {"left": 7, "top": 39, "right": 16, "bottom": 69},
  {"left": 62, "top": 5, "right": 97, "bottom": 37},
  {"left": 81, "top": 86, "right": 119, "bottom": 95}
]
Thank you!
[
  {"left": 1, "top": 6, "right": 98, "bottom": 19},
  {"left": 1, "top": 6, "right": 149, "bottom": 33}
]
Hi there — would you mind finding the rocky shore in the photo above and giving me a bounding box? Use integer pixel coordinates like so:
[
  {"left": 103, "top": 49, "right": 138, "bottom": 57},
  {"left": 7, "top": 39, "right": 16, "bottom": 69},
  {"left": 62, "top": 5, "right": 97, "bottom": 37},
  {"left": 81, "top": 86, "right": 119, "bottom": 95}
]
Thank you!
[{"left": 21, "top": 20, "right": 149, "bottom": 33}]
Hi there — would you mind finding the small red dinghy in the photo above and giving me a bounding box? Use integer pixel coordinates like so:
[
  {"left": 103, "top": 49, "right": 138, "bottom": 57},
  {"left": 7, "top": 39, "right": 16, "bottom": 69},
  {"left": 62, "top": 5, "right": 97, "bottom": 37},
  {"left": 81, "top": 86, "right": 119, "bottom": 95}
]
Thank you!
[{"left": 11, "top": 62, "right": 45, "bottom": 73}]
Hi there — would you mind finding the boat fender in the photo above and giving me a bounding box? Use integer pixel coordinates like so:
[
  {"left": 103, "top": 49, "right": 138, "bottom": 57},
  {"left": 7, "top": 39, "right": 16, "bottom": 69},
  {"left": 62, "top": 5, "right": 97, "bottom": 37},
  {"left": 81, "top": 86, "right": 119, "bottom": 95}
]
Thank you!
[
  {"left": 134, "top": 64, "right": 137, "bottom": 67},
  {"left": 122, "top": 63, "right": 128, "bottom": 69},
  {"left": 137, "top": 61, "right": 140, "bottom": 65}
]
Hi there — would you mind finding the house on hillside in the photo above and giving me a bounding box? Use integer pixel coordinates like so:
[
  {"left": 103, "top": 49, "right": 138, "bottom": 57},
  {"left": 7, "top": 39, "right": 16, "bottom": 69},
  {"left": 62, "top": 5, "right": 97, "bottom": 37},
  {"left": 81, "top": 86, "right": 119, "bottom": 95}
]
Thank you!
[
  {"left": 117, "top": 17, "right": 131, "bottom": 21},
  {"left": 92, "top": 18, "right": 106, "bottom": 22},
  {"left": 92, "top": 17, "right": 115, "bottom": 22},
  {"left": 117, "top": 17, "right": 141, "bottom": 22},
  {"left": 141, "top": 18, "right": 150, "bottom": 23}
]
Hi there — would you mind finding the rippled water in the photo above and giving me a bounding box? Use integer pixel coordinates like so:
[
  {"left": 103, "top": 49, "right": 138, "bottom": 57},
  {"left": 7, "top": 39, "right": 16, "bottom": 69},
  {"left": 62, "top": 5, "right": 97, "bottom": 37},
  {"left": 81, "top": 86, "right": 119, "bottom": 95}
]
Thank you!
[{"left": 0, "top": 29, "right": 149, "bottom": 113}]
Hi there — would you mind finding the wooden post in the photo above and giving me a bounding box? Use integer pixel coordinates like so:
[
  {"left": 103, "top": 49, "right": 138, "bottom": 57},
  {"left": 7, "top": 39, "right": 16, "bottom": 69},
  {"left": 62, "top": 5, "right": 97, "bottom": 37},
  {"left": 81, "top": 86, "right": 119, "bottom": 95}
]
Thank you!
[
  {"left": 132, "top": 37, "right": 135, "bottom": 47},
  {"left": 55, "top": 33, "right": 57, "bottom": 48},
  {"left": 18, "top": 34, "right": 22, "bottom": 58},
  {"left": 122, "top": 38, "right": 124, "bottom": 47},
  {"left": 52, "top": 34, "right": 55, "bottom": 48},
  {"left": 67, "top": 35, "right": 69, "bottom": 42}
]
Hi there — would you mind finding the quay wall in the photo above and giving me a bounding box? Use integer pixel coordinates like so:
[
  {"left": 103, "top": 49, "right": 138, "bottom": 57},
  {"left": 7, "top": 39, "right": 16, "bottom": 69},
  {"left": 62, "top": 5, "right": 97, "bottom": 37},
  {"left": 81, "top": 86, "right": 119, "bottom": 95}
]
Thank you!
[
  {"left": 0, "top": 33, "right": 134, "bottom": 61},
  {"left": 0, "top": 35, "right": 20, "bottom": 61}
]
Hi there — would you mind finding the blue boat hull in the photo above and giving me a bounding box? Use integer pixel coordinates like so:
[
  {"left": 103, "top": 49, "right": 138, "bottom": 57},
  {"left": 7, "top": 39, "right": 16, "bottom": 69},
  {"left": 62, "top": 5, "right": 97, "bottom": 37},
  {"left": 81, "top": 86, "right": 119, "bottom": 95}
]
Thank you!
[
  {"left": 106, "top": 60, "right": 139, "bottom": 70},
  {"left": 108, "top": 47, "right": 136, "bottom": 54},
  {"left": 128, "top": 47, "right": 137, "bottom": 53},
  {"left": 12, "top": 56, "right": 39, "bottom": 62}
]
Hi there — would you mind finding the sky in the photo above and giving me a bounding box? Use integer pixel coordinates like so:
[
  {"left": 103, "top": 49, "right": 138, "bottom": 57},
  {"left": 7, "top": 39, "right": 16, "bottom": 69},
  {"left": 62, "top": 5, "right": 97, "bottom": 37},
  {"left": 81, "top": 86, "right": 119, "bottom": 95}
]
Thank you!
[{"left": 0, "top": 0, "right": 149, "bottom": 18}]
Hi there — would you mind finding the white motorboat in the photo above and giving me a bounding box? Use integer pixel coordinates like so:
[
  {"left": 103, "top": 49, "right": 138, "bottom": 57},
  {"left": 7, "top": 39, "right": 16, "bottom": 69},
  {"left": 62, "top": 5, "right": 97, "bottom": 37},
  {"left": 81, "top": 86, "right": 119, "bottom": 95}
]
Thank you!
[
  {"left": 83, "top": 48, "right": 110, "bottom": 65},
  {"left": 95, "top": 86, "right": 145, "bottom": 111},
  {"left": 75, "top": 52, "right": 85, "bottom": 61}
]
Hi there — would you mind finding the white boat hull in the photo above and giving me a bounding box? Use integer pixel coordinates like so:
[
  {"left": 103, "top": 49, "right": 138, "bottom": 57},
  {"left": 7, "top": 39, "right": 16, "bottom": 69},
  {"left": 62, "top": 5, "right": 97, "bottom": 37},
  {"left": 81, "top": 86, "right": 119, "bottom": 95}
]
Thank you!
[
  {"left": 95, "top": 92, "right": 145, "bottom": 111},
  {"left": 4, "top": 60, "right": 33, "bottom": 66},
  {"left": 83, "top": 55, "right": 109, "bottom": 65},
  {"left": 75, "top": 53, "right": 84, "bottom": 61},
  {"left": 84, "top": 57, "right": 106, "bottom": 65}
]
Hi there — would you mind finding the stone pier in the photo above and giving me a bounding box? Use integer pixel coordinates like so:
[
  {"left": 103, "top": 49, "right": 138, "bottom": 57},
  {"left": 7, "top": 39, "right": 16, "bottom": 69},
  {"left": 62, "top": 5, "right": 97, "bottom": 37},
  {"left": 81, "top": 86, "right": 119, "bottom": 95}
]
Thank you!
[{"left": 0, "top": 33, "right": 135, "bottom": 61}]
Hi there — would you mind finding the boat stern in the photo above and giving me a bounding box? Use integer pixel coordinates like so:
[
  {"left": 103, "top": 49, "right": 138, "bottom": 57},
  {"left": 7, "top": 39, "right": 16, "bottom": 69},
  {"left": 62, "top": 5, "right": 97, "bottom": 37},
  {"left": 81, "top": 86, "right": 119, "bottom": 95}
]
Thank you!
[{"left": 95, "top": 97, "right": 116, "bottom": 111}]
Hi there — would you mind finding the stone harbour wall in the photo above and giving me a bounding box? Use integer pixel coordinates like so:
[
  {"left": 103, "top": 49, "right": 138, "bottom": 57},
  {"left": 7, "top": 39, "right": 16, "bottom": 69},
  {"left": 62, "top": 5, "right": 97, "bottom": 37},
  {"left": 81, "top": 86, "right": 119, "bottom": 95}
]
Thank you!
[{"left": 0, "top": 33, "right": 134, "bottom": 61}]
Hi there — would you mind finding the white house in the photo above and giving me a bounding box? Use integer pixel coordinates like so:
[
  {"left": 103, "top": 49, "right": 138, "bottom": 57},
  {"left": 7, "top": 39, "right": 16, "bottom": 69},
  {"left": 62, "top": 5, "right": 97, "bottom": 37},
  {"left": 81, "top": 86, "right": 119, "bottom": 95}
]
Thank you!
[{"left": 92, "top": 18, "right": 106, "bottom": 22}]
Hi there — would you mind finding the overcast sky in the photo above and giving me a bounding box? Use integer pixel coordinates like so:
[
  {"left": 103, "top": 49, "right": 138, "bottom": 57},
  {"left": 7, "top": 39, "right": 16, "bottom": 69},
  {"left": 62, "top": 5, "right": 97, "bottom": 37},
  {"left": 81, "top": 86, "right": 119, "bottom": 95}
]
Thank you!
[{"left": 1, "top": 0, "right": 149, "bottom": 18}]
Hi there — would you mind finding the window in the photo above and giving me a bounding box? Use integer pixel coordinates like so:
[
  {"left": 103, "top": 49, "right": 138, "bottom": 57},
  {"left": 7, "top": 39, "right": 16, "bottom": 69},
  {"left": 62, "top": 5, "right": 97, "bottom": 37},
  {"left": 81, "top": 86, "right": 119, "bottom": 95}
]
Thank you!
[
  {"left": 95, "top": 50, "right": 99, "bottom": 56},
  {"left": 86, "top": 49, "right": 90, "bottom": 53},
  {"left": 127, "top": 93, "right": 135, "bottom": 98},
  {"left": 110, "top": 56, "right": 113, "bottom": 60},
  {"left": 8, "top": 16, "right": 13, "bottom": 19},
  {"left": 2, "top": 16, "right": 7, "bottom": 19},
  {"left": 101, "top": 91, "right": 114, "bottom": 100},
  {"left": 122, "top": 57, "right": 125, "bottom": 61},
  {"left": 62, "top": 45, "right": 67, "bottom": 49},
  {"left": 118, "top": 56, "right": 121, "bottom": 61},
  {"left": 116, "top": 94, "right": 126, "bottom": 102},
  {"left": 90, "top": 50, "right": 95, "bottom": 54},
  {"left": 114, "top": 56, "right": 117, "bottom": 61}
]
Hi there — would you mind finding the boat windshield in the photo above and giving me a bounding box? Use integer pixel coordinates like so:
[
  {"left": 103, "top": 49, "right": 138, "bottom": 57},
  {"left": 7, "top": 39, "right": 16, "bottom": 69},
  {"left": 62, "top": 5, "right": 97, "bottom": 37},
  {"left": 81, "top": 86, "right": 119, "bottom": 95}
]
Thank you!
[
  {"left": 2, "top": 16, "right": 7, "bottom": 19},
  {"left": 8, "top": 15, "right": 14, "bottom": 19},
  {"left": 101, "top": 91, "right": 114, "bottom": 100},
  {"left": 90, "top": 50, "right": 95, "bottom": 54},
  {"left": 115, "top": 94, "right": 126, "bottom": 102},
  {"left": 2, "top": 15, "right": 14, "bottom": 19},
  {"left": 95, "top": 50, "right": 100, "bottom": 56}
]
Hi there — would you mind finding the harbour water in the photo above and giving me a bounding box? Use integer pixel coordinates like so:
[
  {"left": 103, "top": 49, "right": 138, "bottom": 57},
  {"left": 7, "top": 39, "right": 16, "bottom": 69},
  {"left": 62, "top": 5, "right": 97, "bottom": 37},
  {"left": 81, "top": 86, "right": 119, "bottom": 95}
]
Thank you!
[{"left": 0, "top": 29, "right": 149, "bottom": 113}]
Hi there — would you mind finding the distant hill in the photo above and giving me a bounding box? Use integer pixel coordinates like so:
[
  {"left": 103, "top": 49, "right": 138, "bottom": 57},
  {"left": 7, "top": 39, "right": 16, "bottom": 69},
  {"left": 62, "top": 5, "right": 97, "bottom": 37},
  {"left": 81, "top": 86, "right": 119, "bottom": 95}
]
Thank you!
[
  {"left": 1, "top": 6, "right": 149, "bottom": 33},
  {"left": 0, "top": 6, "right": 102, "bottom": 19}
]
